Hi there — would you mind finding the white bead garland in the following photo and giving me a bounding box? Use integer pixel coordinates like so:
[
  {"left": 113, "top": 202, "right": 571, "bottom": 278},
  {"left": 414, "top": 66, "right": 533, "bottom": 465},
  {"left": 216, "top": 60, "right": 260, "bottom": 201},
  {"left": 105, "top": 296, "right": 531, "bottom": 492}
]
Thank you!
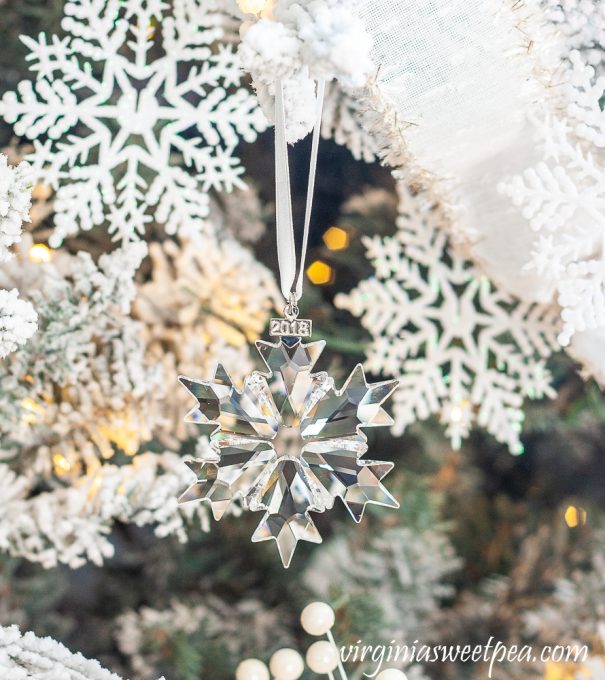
[
  {"left": 269, "top": 648, "right": 305, "bottom": 680},
  {"left": 235, "top": 658, "right": 271, "bottom": 680},
  {"left": 300, "top": 601, "right": 335, "bottom": 636},
  {"left": 376, "top": 669, "right": 408, "bottom": 680},
  {"left": 306, "top": 640, "right": 339, "bottom": 674}
]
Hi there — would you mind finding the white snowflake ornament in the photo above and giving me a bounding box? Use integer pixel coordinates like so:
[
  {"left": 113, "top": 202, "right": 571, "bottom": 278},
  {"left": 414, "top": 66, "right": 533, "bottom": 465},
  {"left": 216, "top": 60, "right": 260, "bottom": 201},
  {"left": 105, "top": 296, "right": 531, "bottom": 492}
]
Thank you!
[
  {"left": 0, "top": 0, "right": 267, "bottom": 246},
  {"left": 178, "top": 337, "right": 399, "bottom": 567},
  {"left": 336, "top": 185, "right": 561, "bottom": 454}
]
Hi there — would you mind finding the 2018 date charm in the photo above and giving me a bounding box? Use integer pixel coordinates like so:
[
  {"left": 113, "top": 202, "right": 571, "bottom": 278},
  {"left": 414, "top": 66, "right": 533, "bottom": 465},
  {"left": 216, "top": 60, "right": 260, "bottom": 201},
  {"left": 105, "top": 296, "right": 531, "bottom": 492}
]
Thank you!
[{"left": 270, "top": 317, "right": 312, "bottom": 337}]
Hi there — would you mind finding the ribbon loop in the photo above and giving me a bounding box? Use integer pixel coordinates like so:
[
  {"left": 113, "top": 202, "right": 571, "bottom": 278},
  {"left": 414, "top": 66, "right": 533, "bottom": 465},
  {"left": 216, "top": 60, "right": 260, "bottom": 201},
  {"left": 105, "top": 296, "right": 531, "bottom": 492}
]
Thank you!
[{"left": 274, "top": 78, "right": 325, "bottom": 302}]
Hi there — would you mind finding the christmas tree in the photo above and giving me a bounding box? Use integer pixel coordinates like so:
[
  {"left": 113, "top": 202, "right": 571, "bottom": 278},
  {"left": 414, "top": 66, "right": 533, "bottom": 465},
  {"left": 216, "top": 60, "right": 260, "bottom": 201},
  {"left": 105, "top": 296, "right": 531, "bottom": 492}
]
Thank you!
[{"left": 0, "top": 1, "right": 605, "bottom": 679}]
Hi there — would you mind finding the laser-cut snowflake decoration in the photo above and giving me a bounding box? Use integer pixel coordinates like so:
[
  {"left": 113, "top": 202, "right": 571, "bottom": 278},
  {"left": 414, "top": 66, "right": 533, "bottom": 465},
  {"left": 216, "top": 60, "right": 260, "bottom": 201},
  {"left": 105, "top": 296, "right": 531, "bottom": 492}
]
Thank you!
[
  {"left": 336, "top": 185, "right": 561, "bottom": 454},
  {"left": 178, "top": 337, "right": 398, "bottom": 567},
  {"left": 0, "top": 0, "right": 267, "bottom": 246}
]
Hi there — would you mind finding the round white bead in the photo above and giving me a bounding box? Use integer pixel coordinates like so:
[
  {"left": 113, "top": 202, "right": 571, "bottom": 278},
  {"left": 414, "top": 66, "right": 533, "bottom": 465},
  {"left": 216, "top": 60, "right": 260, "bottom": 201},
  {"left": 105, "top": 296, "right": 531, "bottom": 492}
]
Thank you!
[
  {"left": 269, "top": 648, "right": 305, "bottom": 680},
  {"left": 300, "top": 601, "right": 335, "bottom": 636},
  {"left": 376, "top": 669, "right": 408, "bottom": 680},
  {"left": 305, "top": 640, "right": 339, "bottom": 674},
  {"left": 235, "top": 658, "right": 270, "bottom": 680}
]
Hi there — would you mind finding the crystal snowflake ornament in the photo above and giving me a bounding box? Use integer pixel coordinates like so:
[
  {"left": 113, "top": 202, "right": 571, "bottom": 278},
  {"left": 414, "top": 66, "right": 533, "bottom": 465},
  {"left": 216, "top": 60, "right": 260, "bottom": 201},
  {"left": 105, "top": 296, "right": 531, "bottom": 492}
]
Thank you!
[
  {"left": 178, "top": 336, "right": 398, "bottom": 567},
  {"left": 0, "top": 0, "right": 266, "bottom": 246}
]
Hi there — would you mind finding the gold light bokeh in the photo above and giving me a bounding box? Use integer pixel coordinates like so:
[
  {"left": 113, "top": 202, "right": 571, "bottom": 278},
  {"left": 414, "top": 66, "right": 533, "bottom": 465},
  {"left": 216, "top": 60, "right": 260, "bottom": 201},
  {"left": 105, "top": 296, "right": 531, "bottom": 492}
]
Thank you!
[
  {"left": 236, "top": 0, "right": 267, "bottom": 13},
  {"left": 322, "top": 226, "right": 349, "bottom": 251},
  {"left": 52, "top": 453, "right": 72, "bottom": 476},
  {"left": 28, "top": 243, "right": 52, "bottom": 263},
  {"left": 544, "top": 660, "right": 591, "bottom": 680},
  {"left": 564, "top": 505, "right": 587, "bottom": 528},
  {"left": 306, "top": 260, "right": 334, "bottom": 286}
]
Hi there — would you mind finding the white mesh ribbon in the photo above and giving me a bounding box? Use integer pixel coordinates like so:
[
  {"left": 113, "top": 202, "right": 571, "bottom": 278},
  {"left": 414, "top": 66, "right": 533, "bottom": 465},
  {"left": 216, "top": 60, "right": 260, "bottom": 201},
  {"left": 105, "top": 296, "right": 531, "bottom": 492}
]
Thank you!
[
  {"left": 353, "top": 0, "right": 605, "bottom": 382},
  {"left": 355, "top": 0, "right": 558, "bottom": 302}
]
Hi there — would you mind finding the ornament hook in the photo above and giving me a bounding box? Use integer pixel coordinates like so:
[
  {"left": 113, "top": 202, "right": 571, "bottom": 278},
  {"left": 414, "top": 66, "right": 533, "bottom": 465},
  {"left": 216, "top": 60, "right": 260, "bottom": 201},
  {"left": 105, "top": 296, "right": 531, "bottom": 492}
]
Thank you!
[{"left": 284, "top": 292, "right": 299, "bottom": 321}]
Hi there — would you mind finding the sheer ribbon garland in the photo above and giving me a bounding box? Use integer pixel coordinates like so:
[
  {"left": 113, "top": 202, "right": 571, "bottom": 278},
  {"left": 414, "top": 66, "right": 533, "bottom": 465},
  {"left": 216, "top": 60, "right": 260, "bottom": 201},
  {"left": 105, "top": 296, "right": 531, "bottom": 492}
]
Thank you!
[{"left": 352, "top": 0, "right": 605, "bottom": 382}]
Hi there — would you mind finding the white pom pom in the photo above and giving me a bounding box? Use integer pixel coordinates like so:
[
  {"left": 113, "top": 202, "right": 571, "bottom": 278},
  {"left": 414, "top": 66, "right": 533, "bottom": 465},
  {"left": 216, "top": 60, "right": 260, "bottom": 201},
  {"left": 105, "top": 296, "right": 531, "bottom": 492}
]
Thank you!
[
  {"left": 238, "top": 0, "right": 374, "bottom": 141},
  {"left": 300, "top": 601, "right": 335, "bottom": 636},
  {"left": 305, "top": 640, "right": 339, "bottom": 674},
  {"left": 269, "top": 648, "right": 304, "bottom": 680},
  {"left": 236, "top": 658, "right": 270, "bottom": 680}
]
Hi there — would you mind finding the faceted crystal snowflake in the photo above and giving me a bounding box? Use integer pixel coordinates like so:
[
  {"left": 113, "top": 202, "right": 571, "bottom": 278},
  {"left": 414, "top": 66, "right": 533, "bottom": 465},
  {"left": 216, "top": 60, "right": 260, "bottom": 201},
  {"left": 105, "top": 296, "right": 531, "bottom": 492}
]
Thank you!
[
  {"left": 336, "top": 183, "right": 561, "bottom": 454},
  {"left": 0, "top": 0, "right": 266, "bottom": 245},
  {"left": 178, "top": 337, "right": 398, "bottom": 567}
]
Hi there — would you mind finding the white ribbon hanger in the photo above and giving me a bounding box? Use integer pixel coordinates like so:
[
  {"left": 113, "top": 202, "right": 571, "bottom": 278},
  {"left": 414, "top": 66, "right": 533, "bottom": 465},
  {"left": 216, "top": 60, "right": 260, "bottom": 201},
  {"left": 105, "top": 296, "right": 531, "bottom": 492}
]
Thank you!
[{"left": 274, "top": 78, "right": 326, "bottom": 312}]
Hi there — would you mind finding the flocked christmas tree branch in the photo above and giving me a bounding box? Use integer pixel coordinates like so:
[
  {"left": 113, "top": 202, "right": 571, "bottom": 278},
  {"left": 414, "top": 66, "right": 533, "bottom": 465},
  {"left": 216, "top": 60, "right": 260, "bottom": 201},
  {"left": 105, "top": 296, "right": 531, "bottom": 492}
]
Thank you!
[
  {"left": 0, "top": 153, "right": 37, "bottom": 358},
  {"left": 0, "top": 624, "right": 165, "bottom": 679}
]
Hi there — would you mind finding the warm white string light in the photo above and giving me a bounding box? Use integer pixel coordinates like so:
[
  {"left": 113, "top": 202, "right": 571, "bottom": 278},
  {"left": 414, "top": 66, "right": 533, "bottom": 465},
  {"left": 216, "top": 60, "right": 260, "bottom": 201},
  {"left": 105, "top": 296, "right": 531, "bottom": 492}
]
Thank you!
[{"left": 236, "top": 0, "right": 267, "bottom": 14}]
